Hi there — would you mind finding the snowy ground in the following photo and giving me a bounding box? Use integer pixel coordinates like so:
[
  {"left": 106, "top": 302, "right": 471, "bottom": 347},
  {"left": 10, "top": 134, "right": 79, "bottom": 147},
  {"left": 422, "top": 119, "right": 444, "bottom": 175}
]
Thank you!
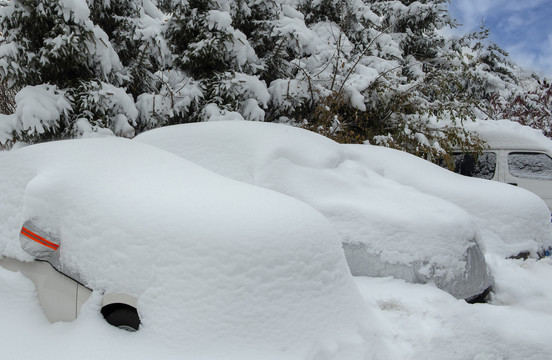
[
  {"left": 1, "top": 254, "right": 551, "bottom": 359},
  {"left": 355, "top": 255, "right": 552, "bottom": 360},
  {"left": 1, "top": 122, "right": 551, "bottom": 359}
]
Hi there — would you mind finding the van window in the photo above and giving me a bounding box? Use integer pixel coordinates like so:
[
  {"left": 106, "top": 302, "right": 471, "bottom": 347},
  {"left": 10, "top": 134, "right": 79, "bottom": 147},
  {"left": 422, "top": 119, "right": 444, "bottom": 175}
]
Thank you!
[
  {"left": 452, "top": 152, "right": 497, "bottom": 180},
  {"left": 508, "top": 152, "right": 552, "bottom": 180}
]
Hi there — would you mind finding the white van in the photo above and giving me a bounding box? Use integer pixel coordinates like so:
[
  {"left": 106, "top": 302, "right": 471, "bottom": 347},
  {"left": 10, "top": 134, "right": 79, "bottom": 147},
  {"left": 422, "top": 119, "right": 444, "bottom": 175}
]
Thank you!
[{"left": 450, "top": 120, "right": 552, "bottom": 211}]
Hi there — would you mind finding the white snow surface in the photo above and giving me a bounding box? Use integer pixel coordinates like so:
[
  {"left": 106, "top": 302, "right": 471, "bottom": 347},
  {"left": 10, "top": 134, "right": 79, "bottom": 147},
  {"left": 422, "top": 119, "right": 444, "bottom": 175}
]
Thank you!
[
  {"left": 59, "top": 0, "right": 90, "bottom": 23},
  {"left": 0, "top": 138, "right": 385, "bottom": 359},
  {"left": 134, "top": 121, "right": 485, "bottom": 292},
  {"left": 354, "top": 256, "right": 552, "bottom": 360},
  {"left": 2, "top": 250, "right": 551, "bottom": 359}
]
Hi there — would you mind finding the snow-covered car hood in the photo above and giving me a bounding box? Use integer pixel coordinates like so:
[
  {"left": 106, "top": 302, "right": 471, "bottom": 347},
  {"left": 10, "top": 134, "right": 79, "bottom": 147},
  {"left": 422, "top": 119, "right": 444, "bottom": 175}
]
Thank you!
[
  {"left": 0, "top": 137, "right": 385, "bottom": 358},
  {"left": 134, "top": 121, "right": 500, "bottom": 299}
]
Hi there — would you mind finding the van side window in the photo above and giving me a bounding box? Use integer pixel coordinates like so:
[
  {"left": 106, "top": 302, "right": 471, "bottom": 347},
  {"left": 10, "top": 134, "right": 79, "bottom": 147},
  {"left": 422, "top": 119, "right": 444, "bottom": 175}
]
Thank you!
[
  {"left": 452, "top": 152, "right": 497, "bottom": 180},
  {"left": 508, "top": 152, "right": 552, "bottom": 180}
]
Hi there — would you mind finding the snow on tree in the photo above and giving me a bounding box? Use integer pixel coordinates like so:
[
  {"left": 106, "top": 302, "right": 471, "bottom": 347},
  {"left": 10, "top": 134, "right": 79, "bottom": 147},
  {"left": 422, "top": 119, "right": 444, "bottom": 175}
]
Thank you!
[
  {"left": 0, "top": 0, "right": 549, "bottom": 155},
  {"left": 261, "top": 0, "right": 482, "bottom": 160},
  {"left": 266, "top": 0, "right": 529, "bottom": 161},
  {"left": 485, "top": 76, "right": 552, "bottom": 138},
  {"left": 88, "top": 0, "right": 148, "bottom": 98},
  {"left": 156, "top": 0, "right": 274, "bottom": 124},
  {"left": 0, "top": 0, "right": 138, "bottom": 144},
  {"left": 456, "top": 28, "right": 551, "bottom": 140}
]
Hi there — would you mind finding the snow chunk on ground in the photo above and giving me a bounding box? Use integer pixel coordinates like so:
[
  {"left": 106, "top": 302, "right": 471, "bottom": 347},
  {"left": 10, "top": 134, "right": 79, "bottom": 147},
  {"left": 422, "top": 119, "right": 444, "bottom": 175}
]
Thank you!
[{"left": 0, "top": 138, "right": 386, "bottom": 359}]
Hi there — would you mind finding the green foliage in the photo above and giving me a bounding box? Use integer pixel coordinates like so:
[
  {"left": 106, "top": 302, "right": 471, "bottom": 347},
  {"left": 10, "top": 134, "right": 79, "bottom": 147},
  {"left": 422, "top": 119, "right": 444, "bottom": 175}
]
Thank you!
[
  {"left": 88, "top": 0, "right": 155, "bottom": 98},
  {"left": 493, "top": 78, "right": 552, "bottom": 137},
  {"left": 0, "top": 0, "right": 98, "bottom": 88},
  {"left": 289, "top": 0, "right": 491, "bottom": 163},
  {"left": 0, "top": 79, "right": 15, "bottom": 115},
  {"left": 0, "top": 0, "right": 140, "bottom": 144}
]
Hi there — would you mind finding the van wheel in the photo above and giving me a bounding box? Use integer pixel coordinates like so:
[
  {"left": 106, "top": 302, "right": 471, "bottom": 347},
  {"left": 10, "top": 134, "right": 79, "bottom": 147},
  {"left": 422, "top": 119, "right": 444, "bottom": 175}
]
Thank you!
[{"left": 101, "top": 304, "right": 140, "bottom": 331}]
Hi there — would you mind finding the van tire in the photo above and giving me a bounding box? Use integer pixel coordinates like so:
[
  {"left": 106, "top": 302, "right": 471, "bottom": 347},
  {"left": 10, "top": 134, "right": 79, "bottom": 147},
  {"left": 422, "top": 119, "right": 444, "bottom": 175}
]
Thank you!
[{"left": 101, "top": 304, "right": 140, "bottom": 331}]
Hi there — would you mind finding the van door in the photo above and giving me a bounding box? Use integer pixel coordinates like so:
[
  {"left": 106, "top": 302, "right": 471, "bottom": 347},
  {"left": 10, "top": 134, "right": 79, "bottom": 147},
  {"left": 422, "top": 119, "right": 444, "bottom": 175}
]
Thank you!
[{"left": 504, "top": 151, "right": 552, "bottom": 210}]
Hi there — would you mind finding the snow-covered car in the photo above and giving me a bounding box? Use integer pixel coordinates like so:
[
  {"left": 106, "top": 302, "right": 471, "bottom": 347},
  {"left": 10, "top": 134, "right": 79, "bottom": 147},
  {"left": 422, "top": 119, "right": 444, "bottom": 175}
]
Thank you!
[
  {"left": 0, "top": 138, "right": 382, "bottom": 358},
  {"left": 348, "top": 141, "right": 552, "bottom": 259},
  {"left": 134, "top": 121, "right": 545, "bottom": 301}
]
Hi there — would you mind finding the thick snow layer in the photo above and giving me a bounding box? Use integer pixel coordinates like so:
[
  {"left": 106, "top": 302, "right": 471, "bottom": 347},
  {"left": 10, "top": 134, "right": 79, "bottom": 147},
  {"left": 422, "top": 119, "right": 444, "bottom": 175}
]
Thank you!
[
  {"left": 59, "top": 0, "right": 90, "bottom": 23},
  {"left": 134, "top": 121, "right": 495, "bottom": 298},
  {"left": 465, "top": 119, "right": 552, "bottom": 151},
  {"left": 0, "top": 138, "right": 386, "bottom": 359},
  {"left": 348, "top": 144, "right": 552, "bottom": 257},
  {"left": 135, "top": 120, "right": 552, "bottom": 263}
]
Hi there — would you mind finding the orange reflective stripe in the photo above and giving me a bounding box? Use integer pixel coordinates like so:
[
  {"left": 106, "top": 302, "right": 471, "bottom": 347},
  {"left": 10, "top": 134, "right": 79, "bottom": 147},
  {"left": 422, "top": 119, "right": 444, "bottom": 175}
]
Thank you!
[{"left": 20, "top": 227, "right": 59, "bottom": 251}]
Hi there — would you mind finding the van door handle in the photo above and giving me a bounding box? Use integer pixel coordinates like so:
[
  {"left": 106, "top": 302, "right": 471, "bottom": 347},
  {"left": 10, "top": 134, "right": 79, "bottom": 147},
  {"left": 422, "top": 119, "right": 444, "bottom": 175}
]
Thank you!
[{"left": 508, "top": 183, "right": 518, "bottom": 186}]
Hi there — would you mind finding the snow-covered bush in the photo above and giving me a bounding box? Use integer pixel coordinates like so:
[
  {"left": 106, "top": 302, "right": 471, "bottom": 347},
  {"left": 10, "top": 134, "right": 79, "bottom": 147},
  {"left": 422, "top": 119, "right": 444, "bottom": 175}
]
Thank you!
[
  {"left": 0, "top": 0, "right": 124, "bottom": 89},
  {"left": 162, "top": 0, "right": 274, "bottom": 122},
  {"left": 135, "top": 70, "right": 203, "bottom": 129},
  {"left": 13, "top": 85, "right": 71, "bottom": 142}
]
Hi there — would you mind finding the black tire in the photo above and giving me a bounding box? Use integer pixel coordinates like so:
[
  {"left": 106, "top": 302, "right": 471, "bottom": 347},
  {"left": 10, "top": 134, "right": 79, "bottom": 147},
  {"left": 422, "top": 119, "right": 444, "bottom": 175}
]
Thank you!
[
  {"left": 465, "top": 286, "right": 492, "bottom": 304},
  {"left": 101, "top": 304, "right": 140, "bottom": 331}
]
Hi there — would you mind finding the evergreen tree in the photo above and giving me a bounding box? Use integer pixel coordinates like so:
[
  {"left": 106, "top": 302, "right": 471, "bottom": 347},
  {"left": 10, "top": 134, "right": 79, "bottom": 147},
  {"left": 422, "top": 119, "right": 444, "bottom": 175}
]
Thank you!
[
  {"left": 0, "top": 0, "right": 139, "bottom": 143},
  {"left": 88, "top": 0, "right": 156, "bottom": 99},
  {"left": 160, "top": 0, "right": 271, "bottom": 123}
]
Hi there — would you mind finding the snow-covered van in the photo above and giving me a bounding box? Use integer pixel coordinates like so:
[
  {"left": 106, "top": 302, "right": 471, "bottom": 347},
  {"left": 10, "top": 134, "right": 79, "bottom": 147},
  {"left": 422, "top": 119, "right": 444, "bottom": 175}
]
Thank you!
[{"left": 450, "top": 120, "right": 552, "bottom": 211}]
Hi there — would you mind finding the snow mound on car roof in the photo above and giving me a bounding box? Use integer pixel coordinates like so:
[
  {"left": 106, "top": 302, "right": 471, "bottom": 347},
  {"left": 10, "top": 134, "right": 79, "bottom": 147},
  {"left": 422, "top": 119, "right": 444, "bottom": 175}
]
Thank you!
[
  {"left": 134, "top": 122, "right": 481, "bottom": 282},
  {"left": 0, "top": 138, "right": 386, "bottom": 359}
]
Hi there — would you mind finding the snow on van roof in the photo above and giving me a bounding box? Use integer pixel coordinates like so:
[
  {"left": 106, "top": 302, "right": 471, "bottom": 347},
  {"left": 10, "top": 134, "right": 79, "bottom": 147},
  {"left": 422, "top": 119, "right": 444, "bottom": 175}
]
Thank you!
[
  {"left": 0, "top": 138, "right": 385, "bottom": 358},
  {"left": 465, "top": 120, "right": 552, "bottom": 151}
]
